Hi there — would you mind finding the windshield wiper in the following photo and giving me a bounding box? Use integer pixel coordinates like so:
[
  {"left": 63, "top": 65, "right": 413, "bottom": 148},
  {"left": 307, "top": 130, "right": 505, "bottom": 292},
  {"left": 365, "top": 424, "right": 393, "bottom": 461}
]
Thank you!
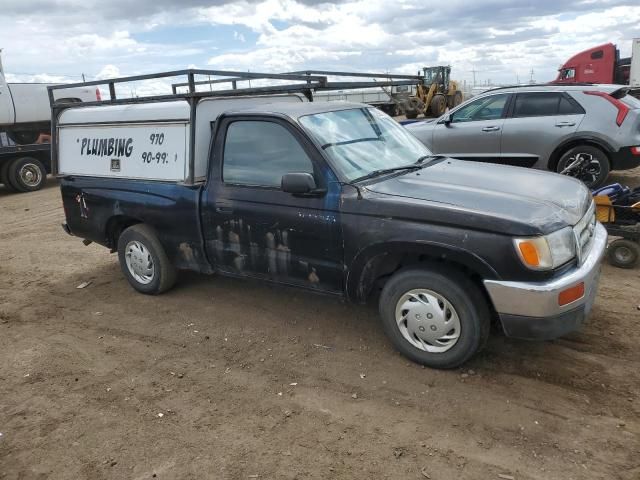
[
  {"left": 352, "top": 164, "right": 421, "bottom": 183},
  {"left": 351, "top": 155, "right": 446, "bottom": 183},
  {"left": 321, "top": 137, "right": 380, "bottom": 150},
  {"left": 415, "top": 154, "right": 446, "bottom": 164}
]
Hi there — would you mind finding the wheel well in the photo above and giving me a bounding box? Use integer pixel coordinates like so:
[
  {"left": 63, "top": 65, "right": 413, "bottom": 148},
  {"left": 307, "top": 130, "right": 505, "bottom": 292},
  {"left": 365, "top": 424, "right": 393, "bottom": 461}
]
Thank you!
[
  {"left": 548, "top": 140, "right": 611, "bottom": 172},
  {"left": 356, "top": 251, "right": 496, "bottom": 316},
  {"left": 105, "top": 215, "right": 141, "bottom": 251}
]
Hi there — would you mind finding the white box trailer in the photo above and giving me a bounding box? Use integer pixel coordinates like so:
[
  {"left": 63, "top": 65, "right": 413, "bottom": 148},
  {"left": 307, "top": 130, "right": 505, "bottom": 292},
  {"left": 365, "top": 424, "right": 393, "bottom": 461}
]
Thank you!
[{"left": 631, "top": 37, "right": 640, "bottom": 88}]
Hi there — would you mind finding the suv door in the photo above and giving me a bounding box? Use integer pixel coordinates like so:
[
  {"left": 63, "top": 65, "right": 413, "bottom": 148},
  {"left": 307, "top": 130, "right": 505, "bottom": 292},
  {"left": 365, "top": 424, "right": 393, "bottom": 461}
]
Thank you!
[
  {"left": 431, "top": 93, "right": 510, "bottom": 162},
  {"left": 500, "top": 92, "right": 585, "bottom": 168},
  {"left": 202, "top": 116, "right": 344, "bottom": 293}
]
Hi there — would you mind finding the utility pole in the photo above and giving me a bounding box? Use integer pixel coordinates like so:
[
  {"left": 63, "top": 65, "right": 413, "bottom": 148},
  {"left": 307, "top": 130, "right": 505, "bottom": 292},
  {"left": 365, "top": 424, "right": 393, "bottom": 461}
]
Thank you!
[{"left": 471, "top": 68, "right": 477, "bottom": 86}]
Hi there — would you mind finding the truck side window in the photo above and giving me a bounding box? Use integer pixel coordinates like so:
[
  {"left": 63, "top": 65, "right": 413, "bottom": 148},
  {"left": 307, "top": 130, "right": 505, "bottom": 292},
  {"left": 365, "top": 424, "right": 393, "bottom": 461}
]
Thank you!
[
  {"left": 223, "top": 121, "right": 314, "bottom": 187},
  {"left": 451, "top": 94, "right": 508, "bottom": 123},
  {"left": 512, "top": 93, "right": 562, "bottom": 117}
]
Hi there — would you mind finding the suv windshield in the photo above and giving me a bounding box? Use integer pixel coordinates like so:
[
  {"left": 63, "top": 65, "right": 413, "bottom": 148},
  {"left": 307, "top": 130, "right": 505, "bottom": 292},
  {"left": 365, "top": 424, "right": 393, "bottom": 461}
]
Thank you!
[{"left": 299, "top": 107, "right": 433, "bottom": 182}]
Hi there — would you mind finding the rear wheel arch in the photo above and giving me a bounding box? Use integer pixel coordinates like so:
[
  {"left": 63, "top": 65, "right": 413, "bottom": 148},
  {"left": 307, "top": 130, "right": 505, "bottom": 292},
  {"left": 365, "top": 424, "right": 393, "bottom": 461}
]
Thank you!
[
  {"left": 105, "top": 215, "right": 143, "bottom": 250},
  {"left": 548, "top": 137, "right": 612, "bottom": 172},
  {"left": 347, "top": 242, "right": 498, "bottom": 303}
]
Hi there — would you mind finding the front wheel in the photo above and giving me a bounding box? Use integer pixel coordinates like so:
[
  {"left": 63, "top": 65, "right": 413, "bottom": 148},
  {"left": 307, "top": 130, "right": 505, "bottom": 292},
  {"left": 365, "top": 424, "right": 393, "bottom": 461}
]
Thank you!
[
  {"left": 429, "top": 94, "right": 447, "bottom": 117},
  {"left": 379, "top": 266, "right": 490, "bottom": 369},
  {"left": 556, "top": 145, "right": 610, "bottom": 189},
  {"left": 117, "top": 224, "right": 177, "bottom": 294}
]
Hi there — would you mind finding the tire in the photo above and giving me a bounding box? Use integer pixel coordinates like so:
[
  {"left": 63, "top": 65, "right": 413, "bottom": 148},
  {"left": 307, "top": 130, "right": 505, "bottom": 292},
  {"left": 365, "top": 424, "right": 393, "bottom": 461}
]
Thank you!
[
  {"left": 7, "top": 157, "right": 47, "bottom": 192},
  {"left": 429, "top": 94, "right": 447, "bottom": 117},
  {"left": 0, "top": 160, "right": 18, "bottom": 192},
  {"left": 405, "top": 110, "right": 418, "bottom": 119},
  {"left": 378, "top": 265, "right": 490, "bottom": 369},
  {"left": 117, "top": 224, "right": 177, "bottom": 294},
  {"left": 453, "top": 91, "right": 463, "bottom": 107},
  {"left": 7, "top": 130, "right": 40, "bottom": 145},
  {"left": 607, "top": 239, "right": 640, "bottom": 269},
  {"left": 556, "top": 145, "right": 610, "bottom": 189}
]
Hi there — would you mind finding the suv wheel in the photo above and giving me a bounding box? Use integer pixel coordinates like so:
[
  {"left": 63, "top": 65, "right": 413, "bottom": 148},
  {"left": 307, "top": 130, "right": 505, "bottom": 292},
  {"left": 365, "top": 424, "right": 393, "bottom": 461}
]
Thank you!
[
  {"left": 556, "top": 145, "right": 610, "bottom": 189},
  {"left": 378, "top": 266, "right": 490, "bottom": 369}
]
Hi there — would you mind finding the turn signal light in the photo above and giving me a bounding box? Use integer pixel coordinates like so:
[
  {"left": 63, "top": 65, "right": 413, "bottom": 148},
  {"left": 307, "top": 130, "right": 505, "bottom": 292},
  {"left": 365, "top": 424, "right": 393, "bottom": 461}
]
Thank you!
[
  {"left": 558, "top": 282, "right": 585, "bottom": 306},
  {"left": 517, "top": 241, "right": 540, "bottom": 267}
]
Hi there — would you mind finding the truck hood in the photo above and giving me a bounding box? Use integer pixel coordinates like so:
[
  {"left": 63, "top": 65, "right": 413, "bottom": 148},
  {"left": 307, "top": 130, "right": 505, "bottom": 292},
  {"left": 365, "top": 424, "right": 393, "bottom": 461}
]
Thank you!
[{"left": 363, "top": 159, "right": 592, "bottom": 236}]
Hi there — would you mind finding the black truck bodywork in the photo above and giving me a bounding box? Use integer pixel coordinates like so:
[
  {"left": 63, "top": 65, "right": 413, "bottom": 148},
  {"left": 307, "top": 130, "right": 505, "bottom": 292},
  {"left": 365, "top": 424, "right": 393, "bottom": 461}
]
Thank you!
[{"left": 51, "top": 70, "right": 607, "bottom": 368}]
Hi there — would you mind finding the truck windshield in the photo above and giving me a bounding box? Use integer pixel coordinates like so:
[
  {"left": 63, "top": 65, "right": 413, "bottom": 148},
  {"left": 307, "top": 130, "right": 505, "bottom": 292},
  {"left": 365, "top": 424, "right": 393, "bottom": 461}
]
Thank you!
[{"left": 299, "top": 107, "right": 433, "bottom": 182}]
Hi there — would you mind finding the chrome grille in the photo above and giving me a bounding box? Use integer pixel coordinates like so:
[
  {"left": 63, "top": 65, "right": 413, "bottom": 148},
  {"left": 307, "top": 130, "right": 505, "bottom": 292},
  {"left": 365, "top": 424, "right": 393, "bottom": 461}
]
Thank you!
[{"left": 573, "top": 201, "right": 596, "bottom": 265}]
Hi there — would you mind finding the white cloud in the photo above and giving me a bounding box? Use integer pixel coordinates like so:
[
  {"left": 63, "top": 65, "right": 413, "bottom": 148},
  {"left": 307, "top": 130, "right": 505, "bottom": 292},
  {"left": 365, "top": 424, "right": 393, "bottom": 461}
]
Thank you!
[{"left": 1, "top": 0, "right": 639, "bottom": 93}]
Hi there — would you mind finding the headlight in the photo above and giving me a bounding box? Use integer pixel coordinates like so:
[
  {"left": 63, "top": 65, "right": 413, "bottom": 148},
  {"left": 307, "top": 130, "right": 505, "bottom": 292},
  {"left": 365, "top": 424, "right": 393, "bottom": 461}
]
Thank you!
[{"left": 514, "top": 227, "right": 576, "bottom": 270}]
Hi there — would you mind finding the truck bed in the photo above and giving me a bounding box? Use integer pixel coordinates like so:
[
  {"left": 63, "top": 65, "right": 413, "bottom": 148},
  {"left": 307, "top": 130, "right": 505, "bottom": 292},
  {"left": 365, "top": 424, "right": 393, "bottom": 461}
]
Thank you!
[{"left": 60, "top": 176, "right": 209, "bottom": 272}]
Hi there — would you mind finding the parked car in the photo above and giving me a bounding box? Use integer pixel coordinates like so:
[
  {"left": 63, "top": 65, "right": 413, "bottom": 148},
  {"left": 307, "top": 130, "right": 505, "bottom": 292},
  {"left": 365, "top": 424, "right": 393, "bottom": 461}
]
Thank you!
[
  {"left": 404, "top": 84, "right": 640, "bottom": 188},
  {"left": 51, "top": 71, "right": 606, "bottom": 369}
]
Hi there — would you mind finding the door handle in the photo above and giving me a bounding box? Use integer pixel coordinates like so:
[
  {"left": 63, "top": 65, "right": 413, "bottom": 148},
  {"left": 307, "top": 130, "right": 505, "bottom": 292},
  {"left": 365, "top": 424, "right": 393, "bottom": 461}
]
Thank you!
[
  {"left": 482, "top": 126, "right": 500, "bottom": 132},
  {"left": 555, "top": 121, "right": 576, "bottom": 127},
  {"left": 215, "top": 206, "right": 233, "bottom": 214}
]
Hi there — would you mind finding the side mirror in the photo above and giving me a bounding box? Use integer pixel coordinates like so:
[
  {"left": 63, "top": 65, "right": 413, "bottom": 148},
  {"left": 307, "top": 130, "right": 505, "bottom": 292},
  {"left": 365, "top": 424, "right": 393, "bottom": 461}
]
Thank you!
[
  {"left": 281, "top": 172, "right": 317, "bottom": 194},
  {"left": 442, "top": 113, "right": 452, "bottom": 125}
]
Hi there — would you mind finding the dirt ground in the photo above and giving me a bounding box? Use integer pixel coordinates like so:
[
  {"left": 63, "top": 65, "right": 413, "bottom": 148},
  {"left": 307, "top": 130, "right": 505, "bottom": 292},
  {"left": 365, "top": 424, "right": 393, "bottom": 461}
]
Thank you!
[{"left": 1, "top": 171, "right": 639, "bottom": 480}]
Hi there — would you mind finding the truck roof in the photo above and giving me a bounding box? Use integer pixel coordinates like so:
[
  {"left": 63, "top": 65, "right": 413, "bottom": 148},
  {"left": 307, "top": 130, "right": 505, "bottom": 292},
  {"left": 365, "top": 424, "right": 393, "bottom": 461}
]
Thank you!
[{"left": 224, "top": 100, "right": 370, "bottom": 119}]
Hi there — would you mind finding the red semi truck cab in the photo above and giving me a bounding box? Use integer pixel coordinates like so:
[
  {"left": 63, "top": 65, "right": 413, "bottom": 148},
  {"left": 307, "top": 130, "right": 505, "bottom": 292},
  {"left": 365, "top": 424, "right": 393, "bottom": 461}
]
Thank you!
[{"left": 555, "top": 42, "right": 631, "bottom": 85}]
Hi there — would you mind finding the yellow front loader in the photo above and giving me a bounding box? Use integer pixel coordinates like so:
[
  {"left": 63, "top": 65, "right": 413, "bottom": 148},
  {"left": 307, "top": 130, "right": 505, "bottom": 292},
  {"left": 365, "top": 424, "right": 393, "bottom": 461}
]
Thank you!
[{"left": 403, "top": 66, "right": 463, "bottom": 119}]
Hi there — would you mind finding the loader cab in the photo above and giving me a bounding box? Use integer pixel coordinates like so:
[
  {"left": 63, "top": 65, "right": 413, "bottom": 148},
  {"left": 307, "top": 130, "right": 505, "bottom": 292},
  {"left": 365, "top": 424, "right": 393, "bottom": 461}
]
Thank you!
[{"left": 422, "top": 66, "right": 451, "bottom": 90}]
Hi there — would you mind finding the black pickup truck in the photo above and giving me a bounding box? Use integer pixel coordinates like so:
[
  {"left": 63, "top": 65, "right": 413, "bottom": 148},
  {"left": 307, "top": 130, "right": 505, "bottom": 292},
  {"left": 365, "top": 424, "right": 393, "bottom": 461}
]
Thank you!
[{"left": 56, "top": 100, "right": 607, "bottom": 369}]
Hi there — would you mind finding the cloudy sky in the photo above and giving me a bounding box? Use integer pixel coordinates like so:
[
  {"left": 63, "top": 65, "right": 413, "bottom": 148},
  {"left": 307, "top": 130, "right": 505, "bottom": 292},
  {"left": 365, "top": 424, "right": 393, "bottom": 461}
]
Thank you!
[{"left": 1, "top": 0, "right": 639, "bottom": 93}]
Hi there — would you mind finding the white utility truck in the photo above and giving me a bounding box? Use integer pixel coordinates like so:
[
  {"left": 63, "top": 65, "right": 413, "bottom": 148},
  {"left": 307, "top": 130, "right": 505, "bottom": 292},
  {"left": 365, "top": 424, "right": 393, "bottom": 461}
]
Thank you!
[
  {"left": 0, "top": 53, "right": 98, "bottom": 144},
  {"left": 0, "top": 52, "right": 99, "bottom": 192}
]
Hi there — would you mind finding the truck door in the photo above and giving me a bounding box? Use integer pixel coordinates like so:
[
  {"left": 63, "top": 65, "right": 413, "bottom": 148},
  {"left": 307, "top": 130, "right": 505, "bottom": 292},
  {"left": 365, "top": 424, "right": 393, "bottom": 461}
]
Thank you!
[
  {"left": 500, "top": 92, "right": 584, "bottom": 168},
  {"left": 431, "top": 93, "right": 509, "bottom": 162},
  {"left": 202, "top": 116, "right": 344, "bottom": 293}
]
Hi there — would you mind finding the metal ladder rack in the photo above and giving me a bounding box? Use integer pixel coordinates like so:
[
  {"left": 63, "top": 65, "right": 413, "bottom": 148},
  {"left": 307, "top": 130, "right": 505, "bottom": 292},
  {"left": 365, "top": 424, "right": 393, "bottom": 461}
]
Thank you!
[{"left": 47, "top": 68, "right": 424, "bottom": 183}]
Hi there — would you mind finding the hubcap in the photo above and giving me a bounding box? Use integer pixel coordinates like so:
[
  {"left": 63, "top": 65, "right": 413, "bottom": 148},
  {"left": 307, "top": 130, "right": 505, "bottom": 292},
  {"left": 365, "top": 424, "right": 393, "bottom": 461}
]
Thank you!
[
  {"left": 125, "top": 241, "right": 155, "bottom": 284},
  {"left": 562, "top": 153, "right": 602, "bottom": 187},
  {"left": 19, "top": 163, "right": 43, "bottom": 187},
  {"left": 614, "top": 246, "right": 633, "bottom": 263},
  {"left": 395, "top": 289, "right": 461, "bottom": 353}
]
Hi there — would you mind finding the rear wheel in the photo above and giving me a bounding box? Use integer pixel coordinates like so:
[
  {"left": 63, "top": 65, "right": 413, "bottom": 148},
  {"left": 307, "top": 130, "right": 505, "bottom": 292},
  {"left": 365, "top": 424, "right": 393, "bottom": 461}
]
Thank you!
[
  {"left": 607, "top": 239, "right": 640, "bottom": 268},
  {"left": 378, "top": 266, "right": 490, "bottom": 369},
  {"left": 7, "top": 157, "right": 47, "bottom": 192},
  {"left": 429, "top": 94, "right": 447, "bottom": 117},
  {"left": 117, "top": 224, "right": 177, "bottom": 294},
  {"left": 448, "top": 91, "right": 462, "bottom": 108},
  {"left": 556, "top": 145, "right": 610, "bottom": 189},
  {"left": 0, "top": 160, "right": 18, "bottom": 192}
]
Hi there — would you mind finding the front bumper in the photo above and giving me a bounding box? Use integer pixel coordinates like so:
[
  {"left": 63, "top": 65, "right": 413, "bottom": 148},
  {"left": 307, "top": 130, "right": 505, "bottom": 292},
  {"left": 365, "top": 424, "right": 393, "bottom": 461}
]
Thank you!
[{"left": 484, "top": 222, "right": 607, "bottom": 340}]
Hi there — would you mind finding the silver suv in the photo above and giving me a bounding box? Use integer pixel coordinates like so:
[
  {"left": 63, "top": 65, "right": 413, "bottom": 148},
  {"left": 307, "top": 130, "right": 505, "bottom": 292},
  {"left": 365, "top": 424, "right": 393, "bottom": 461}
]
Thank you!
[{"left": 404, "top": 84, "right": 640, "bottom": 188}]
